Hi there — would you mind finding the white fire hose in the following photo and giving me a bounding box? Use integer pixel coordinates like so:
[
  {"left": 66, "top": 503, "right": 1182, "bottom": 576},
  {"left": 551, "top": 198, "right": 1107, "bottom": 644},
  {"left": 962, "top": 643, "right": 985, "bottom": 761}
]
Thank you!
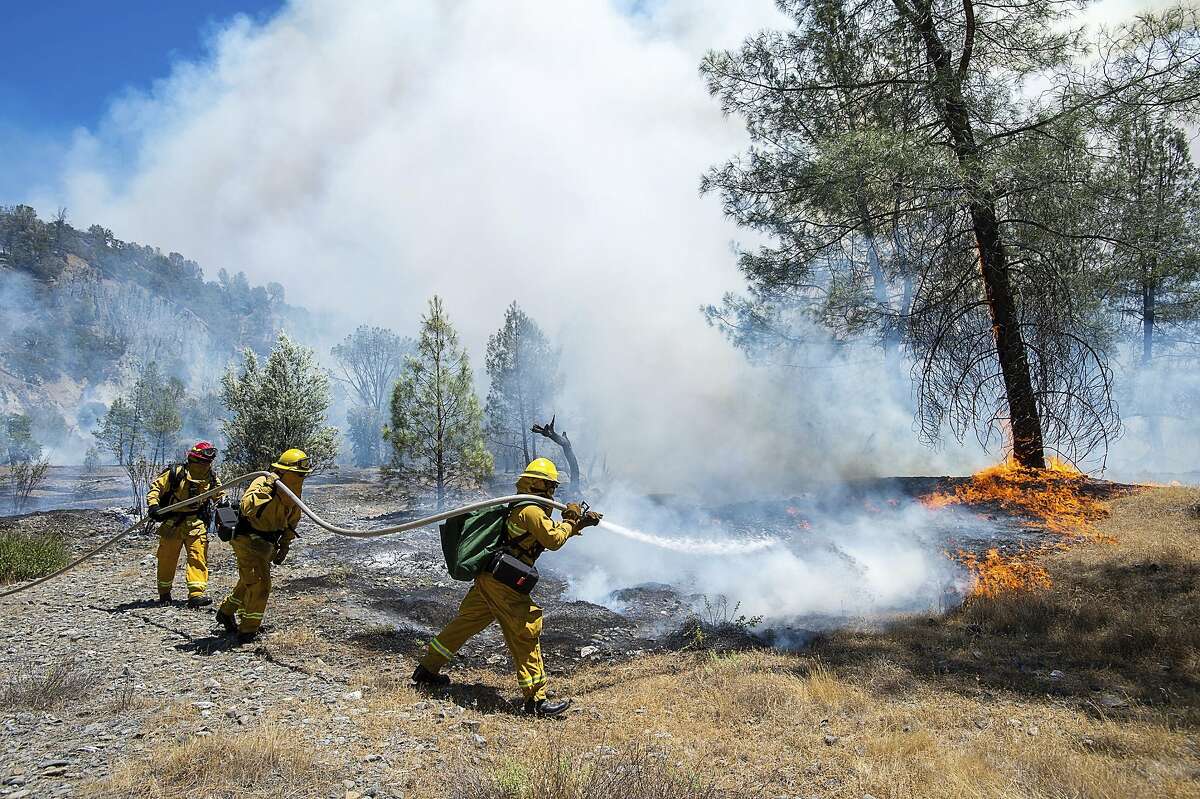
[{"left": 0, "top": 470, "right": 568, "bottom": 600}]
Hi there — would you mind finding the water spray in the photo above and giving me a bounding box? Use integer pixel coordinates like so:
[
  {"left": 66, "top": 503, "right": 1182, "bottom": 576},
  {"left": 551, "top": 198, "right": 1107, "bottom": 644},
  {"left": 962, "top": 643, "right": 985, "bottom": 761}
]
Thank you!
[
  {"left": 0, "top": 471, "right": 768, "bottom": 599},
  {"left": 596, "top": 520, "right": 778, "bottom": 555}
]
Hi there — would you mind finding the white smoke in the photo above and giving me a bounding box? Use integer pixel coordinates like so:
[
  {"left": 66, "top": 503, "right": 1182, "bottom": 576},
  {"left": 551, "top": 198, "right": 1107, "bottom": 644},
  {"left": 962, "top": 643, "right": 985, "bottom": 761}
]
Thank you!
[
  {"left": 552, "top": 483, "right": 964, "bottom": 622},
  {"left": 20, "top": 0, "right": 999, "bottom": 490}
]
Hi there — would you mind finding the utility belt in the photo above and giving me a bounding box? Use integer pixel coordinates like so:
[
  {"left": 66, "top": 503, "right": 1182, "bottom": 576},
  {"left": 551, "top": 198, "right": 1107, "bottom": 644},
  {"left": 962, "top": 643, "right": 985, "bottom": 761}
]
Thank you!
[
  {"left": 160, "top": 499, "right": 213, "bottom": 521},
  {"left": 232, "top": 516, "right": 283, "bottom": 546},
  {"left": 487, "top": 550, "right": 539, "bottom": 595}
]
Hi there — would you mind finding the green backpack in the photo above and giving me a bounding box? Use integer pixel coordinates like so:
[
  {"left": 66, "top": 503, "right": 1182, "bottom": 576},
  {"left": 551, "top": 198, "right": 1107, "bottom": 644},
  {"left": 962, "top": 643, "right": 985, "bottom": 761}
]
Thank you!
[{"left": 440, "top": 501, "right": 540, "bottom": 581}]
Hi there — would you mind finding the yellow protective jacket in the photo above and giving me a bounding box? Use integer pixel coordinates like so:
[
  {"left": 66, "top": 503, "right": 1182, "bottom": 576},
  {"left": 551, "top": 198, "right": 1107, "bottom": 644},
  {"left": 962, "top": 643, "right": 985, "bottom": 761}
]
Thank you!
[
  {"left": 238, "top": 475, "right": 299, "bottom": 547},
  {"left": 504, "top": 503, "right": 580, "bottom": 566},
  {"left": 146, "top": 463, "right": 223, "bottom": 535}
]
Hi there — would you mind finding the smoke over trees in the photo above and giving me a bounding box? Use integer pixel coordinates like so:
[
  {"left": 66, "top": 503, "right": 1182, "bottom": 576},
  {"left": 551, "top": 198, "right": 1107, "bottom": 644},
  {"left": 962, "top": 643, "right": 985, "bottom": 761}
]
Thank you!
[
  {"left": 0, "top": 414, "right": 50, "bottom": 513},
  {"left": 484, "top": 302, "right": 561, "bottom": 472},
  {"left": 94, "top": 363, "right": 187, "bottom": 513},
  {"left": 0, "top": 206, "right": 313, "bottom": 441},
  {"left": 331, "top": 326, "right": 412, "bottom": 467},
  {"left": 702, "top": 0, "right": 1200, "bottom": 469},
  {"left": 388, "top": 296, "right": 492, "bottom": 508}
]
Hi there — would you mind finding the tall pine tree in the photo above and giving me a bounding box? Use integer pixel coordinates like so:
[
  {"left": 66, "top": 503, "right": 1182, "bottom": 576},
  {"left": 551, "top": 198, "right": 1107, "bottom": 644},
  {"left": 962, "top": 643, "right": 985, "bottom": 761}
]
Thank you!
[{"left": 388, "top": 296, "right": 492, "bottom": 507}]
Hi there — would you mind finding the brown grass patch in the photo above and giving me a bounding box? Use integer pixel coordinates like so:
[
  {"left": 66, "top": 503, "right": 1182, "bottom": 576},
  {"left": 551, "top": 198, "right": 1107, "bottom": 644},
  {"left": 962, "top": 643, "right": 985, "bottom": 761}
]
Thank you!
[
  {"left": 450, "top": 743, "right": 726, "bottom": 799},
  {"left": 371, "top": 486, "right": 1200, "bottom": 799},
  {"left": 263, "top": 624, "right": 323, "bottom": 658},
  {"left": 1, "top": 655, "right": 92, "bottom": 710},
  {"left": 92, "top": 725, "right": 327, "bottom": 799}
]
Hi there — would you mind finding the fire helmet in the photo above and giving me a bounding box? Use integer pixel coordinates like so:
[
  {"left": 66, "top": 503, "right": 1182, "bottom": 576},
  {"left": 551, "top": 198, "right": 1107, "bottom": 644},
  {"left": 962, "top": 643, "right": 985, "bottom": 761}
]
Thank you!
[
  {"left": 520, "top": 457, "right": 558, "bottom": 484},
  {"left": 272, "top": 448, "right": 312, "bottom": 474},
  {"left": 187, "top": 441, "right": 218, "bottom": 463}
]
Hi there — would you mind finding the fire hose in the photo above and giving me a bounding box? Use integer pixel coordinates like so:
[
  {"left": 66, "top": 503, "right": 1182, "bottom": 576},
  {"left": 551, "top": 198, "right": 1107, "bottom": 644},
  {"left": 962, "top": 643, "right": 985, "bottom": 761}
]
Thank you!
[{"left": 0, "top": 470, "right": 568, "bottom": 600}]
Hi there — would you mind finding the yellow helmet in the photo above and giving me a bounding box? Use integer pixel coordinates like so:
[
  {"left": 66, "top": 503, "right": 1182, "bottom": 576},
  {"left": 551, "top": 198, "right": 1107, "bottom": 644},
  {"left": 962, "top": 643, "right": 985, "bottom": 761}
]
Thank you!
[
  {"left": 520, "top": 457, "right": 558, "bottom": 483},
  {"left": 272, "top": 448, "right": 312, "bottom": 474}
]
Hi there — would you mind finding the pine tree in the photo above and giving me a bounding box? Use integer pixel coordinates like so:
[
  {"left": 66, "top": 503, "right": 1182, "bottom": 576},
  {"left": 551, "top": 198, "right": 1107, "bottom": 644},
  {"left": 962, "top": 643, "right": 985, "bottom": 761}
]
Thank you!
[
  {"left": 220, "top": 333, "right": 338, "bottom": 474},
  {"left": 484, "top": 302, "right": 561, "bottom": 469},
  {"left": 388, "top": 296, "right": 492, "bottom": 507}
]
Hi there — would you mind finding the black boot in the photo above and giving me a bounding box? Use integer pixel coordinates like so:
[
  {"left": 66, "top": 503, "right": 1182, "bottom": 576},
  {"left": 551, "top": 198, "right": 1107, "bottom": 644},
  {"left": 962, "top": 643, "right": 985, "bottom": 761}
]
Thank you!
[
  {"left": 235, "top": 630, "right": 259, "bottom": 646},
  {"left": 523, "top": 698, "right": 572, "bottom": 718},
  {"left": 156, "top": 593, "right": 171, "bottom": 605},
  {"left": 411, "top": 664, "right": 450, "bottom": 687},
  {"left": 186, "top": 596, "right": 213, "bottom": 609},
  {"left": 215, "top": 610, "right": 238, "bottom": 633}
]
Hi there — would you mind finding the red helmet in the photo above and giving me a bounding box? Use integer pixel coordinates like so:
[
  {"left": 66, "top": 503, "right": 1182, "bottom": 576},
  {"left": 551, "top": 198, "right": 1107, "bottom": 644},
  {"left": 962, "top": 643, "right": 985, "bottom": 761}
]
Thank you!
[{"left": 187, "top": 441, "right": 218, "bottom": 463}]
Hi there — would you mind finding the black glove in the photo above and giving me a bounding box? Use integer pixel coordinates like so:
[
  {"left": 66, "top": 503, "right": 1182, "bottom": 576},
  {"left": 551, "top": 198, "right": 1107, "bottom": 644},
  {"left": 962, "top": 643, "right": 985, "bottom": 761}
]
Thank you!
[
  {"left": 272, "top": 545, "right": 289, "bottom": 566},
  {"left": 215, "top": 497, "right": 232, "bottom": 508},
  {"left": 579, "top": 511, "right": 602, "bottom": 530},
  {"left": 146, "top": 505, "right": 162, "bottom": 521}
]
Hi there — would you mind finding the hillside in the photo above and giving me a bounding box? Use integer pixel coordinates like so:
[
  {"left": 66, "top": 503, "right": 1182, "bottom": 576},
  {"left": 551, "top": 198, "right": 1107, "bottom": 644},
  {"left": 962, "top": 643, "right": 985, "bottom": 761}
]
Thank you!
[{"left": 0, "top": 205, "right": 315, "bottom": 455}]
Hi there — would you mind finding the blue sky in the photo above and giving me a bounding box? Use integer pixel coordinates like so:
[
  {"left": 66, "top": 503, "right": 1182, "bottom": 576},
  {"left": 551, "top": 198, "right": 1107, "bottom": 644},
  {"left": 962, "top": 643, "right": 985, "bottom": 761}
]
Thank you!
[{"left": 0, "top": 0, "right": 283, "bottom": 201}]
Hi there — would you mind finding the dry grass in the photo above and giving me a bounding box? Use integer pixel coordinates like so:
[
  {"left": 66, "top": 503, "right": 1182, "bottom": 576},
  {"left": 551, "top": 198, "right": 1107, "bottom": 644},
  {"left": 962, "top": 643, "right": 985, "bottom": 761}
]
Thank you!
[
  {"left": 263, "top": 624, "right": 323, "bottom": 658},
  {"left": 450, "top": 743, "right": 725, "bottom": 799},
  {"left": 386, "top": 486, "right": 1200, "bottom": 799},
  {"left": 1, "top": 655, "right": 92, "bottom": 710},
  {"left": 93, "top": 725, "right": 327, "bottom": 799}
]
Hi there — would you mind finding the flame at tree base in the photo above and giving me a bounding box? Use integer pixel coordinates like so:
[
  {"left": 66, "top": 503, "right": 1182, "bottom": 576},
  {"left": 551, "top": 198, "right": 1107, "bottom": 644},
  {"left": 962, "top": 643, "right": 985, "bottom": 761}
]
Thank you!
[{"left": 923, "top": 458, "right": 1124, "bottom": 599}]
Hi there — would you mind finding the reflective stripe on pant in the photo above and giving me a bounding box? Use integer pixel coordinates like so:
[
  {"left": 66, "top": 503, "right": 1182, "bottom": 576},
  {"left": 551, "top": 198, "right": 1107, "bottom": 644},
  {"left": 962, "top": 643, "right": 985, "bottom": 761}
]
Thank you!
[
  {"left": 219, "top": 534, "right": 274, "bottom": 633},
  {"left": 420, "top": 572, "right": 547, "bottom": 701},
  {"left": 156, "top": 524, "right": 209, "bottom": 598}
]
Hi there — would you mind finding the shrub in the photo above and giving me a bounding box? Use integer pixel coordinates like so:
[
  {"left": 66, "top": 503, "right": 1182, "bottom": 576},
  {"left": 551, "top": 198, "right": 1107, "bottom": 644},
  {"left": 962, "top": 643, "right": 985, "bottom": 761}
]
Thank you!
[{"left": 0, "top": 530, "right": 69, "bottom": 583}]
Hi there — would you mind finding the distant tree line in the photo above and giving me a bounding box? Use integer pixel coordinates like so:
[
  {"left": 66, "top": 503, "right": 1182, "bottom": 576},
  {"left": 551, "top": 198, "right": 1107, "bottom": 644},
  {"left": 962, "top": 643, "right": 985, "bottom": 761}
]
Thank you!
[{"left": 0, "top": 205, "right": 305, "bottom": 390}]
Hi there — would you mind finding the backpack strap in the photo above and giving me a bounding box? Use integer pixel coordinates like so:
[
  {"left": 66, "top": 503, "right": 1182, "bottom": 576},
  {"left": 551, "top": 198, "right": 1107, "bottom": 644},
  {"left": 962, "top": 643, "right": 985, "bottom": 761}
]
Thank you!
[
  {"left": 504, "top": 500, "right": 551, "bottom": 560},
  {"left": 167, "top": 464, "right": 185, "bottom": 500}
]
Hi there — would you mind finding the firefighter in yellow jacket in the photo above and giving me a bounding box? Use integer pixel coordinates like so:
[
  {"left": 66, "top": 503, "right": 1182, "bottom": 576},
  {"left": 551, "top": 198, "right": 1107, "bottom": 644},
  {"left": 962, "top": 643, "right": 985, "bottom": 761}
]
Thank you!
[
  {"left": 216, "top": 448, "right": 310, "bottom": 644},
  {"left": 412, "top": 458, "right": 601, "bottom": 717},
  {"left": 146, "top": 441, "right": 225, "bottom": 608}
]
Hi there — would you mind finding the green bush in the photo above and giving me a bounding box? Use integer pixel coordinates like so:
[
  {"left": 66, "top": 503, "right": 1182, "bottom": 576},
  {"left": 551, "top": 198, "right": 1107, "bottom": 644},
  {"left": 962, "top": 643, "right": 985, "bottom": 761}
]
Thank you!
[{"left": 0, "top": 531, "right": 69, "bottom": 583}]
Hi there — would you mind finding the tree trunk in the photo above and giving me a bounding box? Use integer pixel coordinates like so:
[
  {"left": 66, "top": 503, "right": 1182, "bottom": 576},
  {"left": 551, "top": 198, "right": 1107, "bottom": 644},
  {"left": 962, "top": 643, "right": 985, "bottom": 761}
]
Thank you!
[
  {"left": 969, "top": 202, "right": 1046, "bottom": 468},
  {"left": 899, "top": 0, "right": 1046, "bottom": 468},
  {"left": 1142, "top": 279, "right": 1156, "bottom": 366},
  {"left": 531, "top": 417, "right": 581, "bottom": 486}
]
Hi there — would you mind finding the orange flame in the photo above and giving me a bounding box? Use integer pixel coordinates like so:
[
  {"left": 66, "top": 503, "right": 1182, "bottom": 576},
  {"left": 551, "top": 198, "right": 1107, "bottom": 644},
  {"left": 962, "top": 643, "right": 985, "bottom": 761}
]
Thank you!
[
  {"left": 923, "top": 458, "right": 1117, "bottom": 599},
  {"left": 955, "top": 547, "right": 1051, "bottom": 598},
  {"left": 921, "top": 457, "right": 1111, "bottom": 540}
]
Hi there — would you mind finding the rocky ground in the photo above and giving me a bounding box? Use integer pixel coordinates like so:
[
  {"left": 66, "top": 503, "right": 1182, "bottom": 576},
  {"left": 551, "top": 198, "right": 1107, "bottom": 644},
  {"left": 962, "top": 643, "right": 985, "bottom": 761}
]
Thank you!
[{"left": 0, "top": 474, "right": 694, "bottom": 799}]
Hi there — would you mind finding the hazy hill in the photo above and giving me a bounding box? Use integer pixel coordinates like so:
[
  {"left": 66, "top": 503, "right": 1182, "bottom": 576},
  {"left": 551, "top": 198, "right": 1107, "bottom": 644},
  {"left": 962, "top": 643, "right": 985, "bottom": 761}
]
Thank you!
[{"left": 0, "top": 204, "right": 315, "bottom": 458}]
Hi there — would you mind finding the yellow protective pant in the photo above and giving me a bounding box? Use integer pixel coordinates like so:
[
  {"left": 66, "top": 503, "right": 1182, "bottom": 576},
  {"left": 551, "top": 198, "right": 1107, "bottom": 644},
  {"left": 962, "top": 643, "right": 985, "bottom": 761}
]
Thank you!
[
  {"left": 156, "top": 524, "right": 209, "bottom": 598},
  {"left": 420, "top": 572, "right": 547, "bottom": 701},
  {"left": 219, "top": 534, "right": 275, "bottom": 633}
]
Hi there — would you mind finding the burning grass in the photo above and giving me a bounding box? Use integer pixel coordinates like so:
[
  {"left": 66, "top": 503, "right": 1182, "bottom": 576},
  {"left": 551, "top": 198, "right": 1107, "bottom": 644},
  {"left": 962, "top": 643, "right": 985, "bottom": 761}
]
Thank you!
[
  {"left": 922, "top": 457, "right": 1121, "bottom": 539},
  {"left": 922, "top": 458, "right": 1136, "bottom": 597}
]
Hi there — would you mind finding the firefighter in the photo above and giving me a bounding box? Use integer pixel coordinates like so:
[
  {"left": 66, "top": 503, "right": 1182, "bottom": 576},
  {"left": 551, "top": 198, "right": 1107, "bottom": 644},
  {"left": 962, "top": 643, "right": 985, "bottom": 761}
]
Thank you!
[
  {"left": 216, "top": 448, "right": 310, "bottom": 644},
  {"left": 146, "top": 441, "right": 224, "bottom": 608},
  {"left": 412, "top": 457, "right": 601, "bottom": 717}
]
